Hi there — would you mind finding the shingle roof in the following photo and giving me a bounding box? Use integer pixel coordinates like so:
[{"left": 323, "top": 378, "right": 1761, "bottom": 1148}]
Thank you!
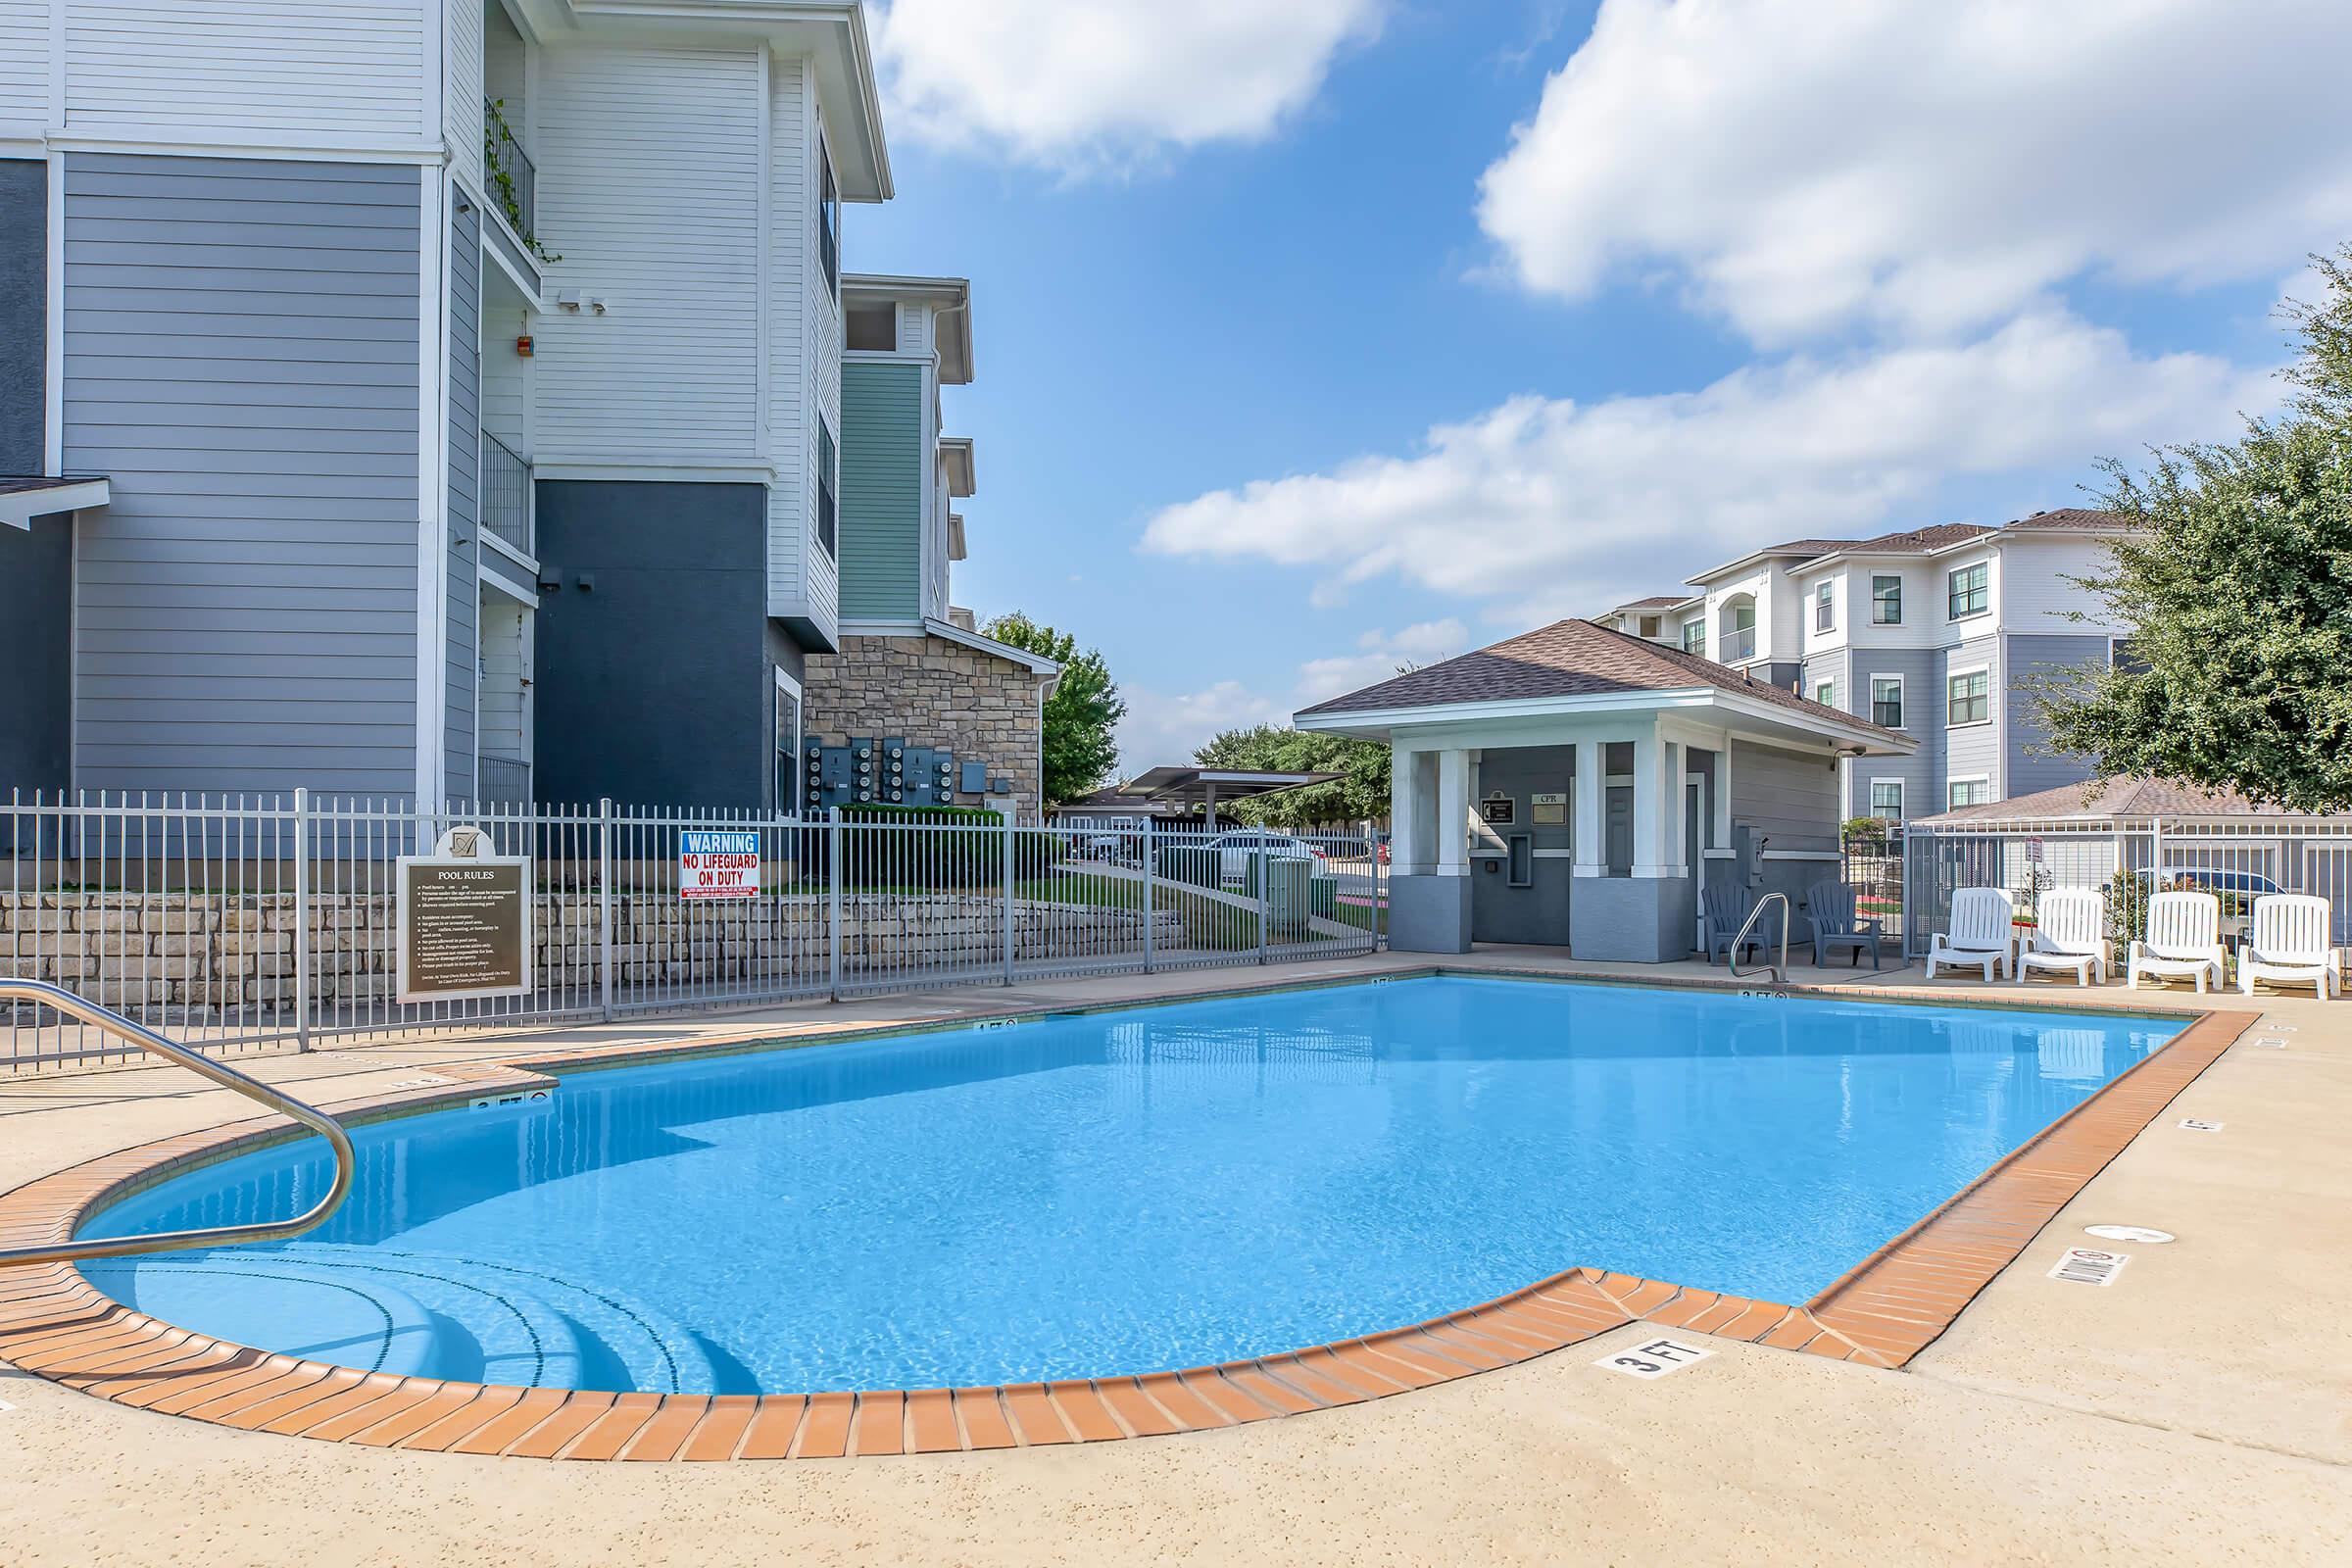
[
  {"left": 1830, "top": 522, "right": 1994, "bottom": 556},
  {"left": 1997, "top": 508, "right": 2138, "bottom": 532},
  {"left": 1296, "top": 617, "right": 1904, "bottom": 741},
  {"left": 1917, "top": 775, "right": 2345, "bottom": 824},
  {"left": 1611, "top": 595, "right": 1689, "bottom": 612}
]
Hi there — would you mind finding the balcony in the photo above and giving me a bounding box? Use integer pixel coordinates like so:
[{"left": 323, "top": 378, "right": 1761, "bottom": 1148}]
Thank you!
[
  {"left": 1721, "top": 627, "right": 1757, "bottom": 662},
  {"left": 484, "top": 97, "right": 538, "bottom": 249},
  {"left": 477, "top": 755, "right": 531, "bottom": 806},
  {"left": 480, "top": 431, "right": 533, "bottom": 560}
]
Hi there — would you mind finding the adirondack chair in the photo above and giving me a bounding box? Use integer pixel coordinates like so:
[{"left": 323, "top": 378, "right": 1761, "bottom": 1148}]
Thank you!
[
  {"left": 2127, "top": 891, "right": 2226, "bottom": 994},
  {"left": 2015, "top": 887, "right": 2109, "bottom": 987},
  {"left": 2237, "top": 894, "right": 2340, "bottom": 1000},
  {"left": 1803, "top": 880, "right": 1881, "bottom": 969},
  {"left": 1701, "top": 882, "right": 1760, "bottom": 965},
  {"left": 1928, "top": 887, "right": 2015, "bottom": 980}
]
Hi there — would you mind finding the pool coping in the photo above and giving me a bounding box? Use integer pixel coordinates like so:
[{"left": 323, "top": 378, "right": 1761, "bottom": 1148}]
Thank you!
[{"left": 0, "top": 976, "right": 2253, "bottom": 1461}]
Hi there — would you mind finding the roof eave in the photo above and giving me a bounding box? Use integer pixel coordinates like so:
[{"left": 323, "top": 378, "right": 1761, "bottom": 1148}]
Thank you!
[{"left": 1297, "top": 686, "right": 1916, "bottom": 756}]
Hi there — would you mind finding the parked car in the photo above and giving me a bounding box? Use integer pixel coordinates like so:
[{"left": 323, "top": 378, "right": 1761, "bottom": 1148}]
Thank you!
[
  {"left": 1074, "top": 817, "right": 1148, "bottom": 863},
  {"left": 1206, "top": 830, "right": 1325, "bottom": 883}
]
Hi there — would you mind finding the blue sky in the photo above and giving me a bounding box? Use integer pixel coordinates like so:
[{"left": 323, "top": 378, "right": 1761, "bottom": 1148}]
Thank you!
[{"left": 850, "top": 0, "right": 2346, "bottom": 768}]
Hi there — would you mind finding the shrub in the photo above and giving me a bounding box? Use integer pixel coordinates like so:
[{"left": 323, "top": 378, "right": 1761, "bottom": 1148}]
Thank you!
[{"left": 827, "top": 806, "right": 1064, "bottom": 887}]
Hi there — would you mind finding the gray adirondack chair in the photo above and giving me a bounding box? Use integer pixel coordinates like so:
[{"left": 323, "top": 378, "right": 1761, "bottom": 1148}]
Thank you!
[
  {"left": 1804, "top": 879, "right": 1881, "bottom": 969},
  {"left": 1701, "top": 882, "right": 1760, "bottom": 965}
]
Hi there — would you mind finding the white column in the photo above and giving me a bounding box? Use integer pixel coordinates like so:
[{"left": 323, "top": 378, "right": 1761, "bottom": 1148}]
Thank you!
[
  {"left": 1633, "top": 733, "right": 1667, "bottom": 877},
  {"left": 1436, "top": 749, "right": 1470, "bottom": 876},
  {"left": 1572, "top": 738, "right": 1605, "bottom": 877},
  {"left": 1391, "top": 746, "right": 1436, "bottom": 876}
]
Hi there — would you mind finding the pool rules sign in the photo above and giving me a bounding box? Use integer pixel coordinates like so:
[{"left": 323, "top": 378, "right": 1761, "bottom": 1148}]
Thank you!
[
  {"left": 396, "top": 825, "right": 532, "bottom": 1004},
  {"left": 678, "top": 829, "right": 760, "bottom": 901}
]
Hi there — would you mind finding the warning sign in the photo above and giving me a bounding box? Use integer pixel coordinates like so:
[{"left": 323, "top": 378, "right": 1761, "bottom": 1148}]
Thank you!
[{"left": 679, "top": 829, "right": 761, "bottom": 900}]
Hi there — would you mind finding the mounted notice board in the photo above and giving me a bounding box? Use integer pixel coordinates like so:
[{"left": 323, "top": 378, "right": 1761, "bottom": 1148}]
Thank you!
[
  {"left": 1530, "top": 791, "right": 1567, "bottom": 825},
  {"left": 1479, "top": 792, "right": 1516, "bottom": 825},
  {"left": 396, "top": 825, "right": 532, "bottom": 1004}
]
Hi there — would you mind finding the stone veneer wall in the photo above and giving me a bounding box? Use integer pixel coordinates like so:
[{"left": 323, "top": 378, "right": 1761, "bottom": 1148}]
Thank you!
[{"left": 802, "top": 633, "right": 1049, "bottom": 811}]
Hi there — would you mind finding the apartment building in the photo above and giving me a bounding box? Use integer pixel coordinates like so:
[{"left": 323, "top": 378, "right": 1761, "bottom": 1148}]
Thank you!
[
  {"left": 1609, "top": 511, "right": 2137, "bottom": 819},
  {"left": 0, "top": 2, "right": 1061, "bottom": 813},
  {"left": 797, "top": 273, "right": 1059, "bottom": 809}
]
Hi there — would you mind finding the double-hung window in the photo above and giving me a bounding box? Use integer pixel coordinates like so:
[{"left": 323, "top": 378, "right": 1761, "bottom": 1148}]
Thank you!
[
  {"left": 1814, "top": 679, "right": 1836, "bottom": 709},
  {"left": 1681, "top": 619, "right": 1705, "bottom": 656},
  {"left": 815, "top": 418, "right": 838, "bottom": 558},
  {"left": 1813, "top": 581, "right": 1835, "bottom": 633},
  {"left": 1871, "top": 573, "right": 1902, "bottom": 624},
  {"left": 774, "top": 668, "right": 804, "bottom": 815},
  {"left": 1871, "top": 675, "right": 1904, "bottom": 728},
  {"left": 1947, "top": 562, "right": 1988, "bottom": 619},
  {"left": 1948, "top": 778, "right": 1991, "bottom": 808},
  {"left": 1869, "top": 780, "right": 1903, "bottom": 818},
  {"left": 1946, "top": 669, "right": 1989, "bottom": 726}
]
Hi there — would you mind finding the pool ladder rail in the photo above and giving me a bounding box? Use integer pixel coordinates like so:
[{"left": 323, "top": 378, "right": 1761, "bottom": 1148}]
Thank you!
[
  {"left": 0, "top": 978, "right": 357, "bottom": 1269},
  {"left": 1728, "top": 892, "right": 1791, "bottom": 986}
]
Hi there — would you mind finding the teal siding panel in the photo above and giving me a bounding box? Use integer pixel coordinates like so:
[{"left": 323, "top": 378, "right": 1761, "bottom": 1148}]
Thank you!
[{"left": 836, "top": 360, "right": 923, "bottom": 622}]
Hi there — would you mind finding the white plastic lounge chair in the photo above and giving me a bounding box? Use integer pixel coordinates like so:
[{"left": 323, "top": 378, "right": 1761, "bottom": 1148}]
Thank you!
[
  {"left": 2237, "top": 893, "right": 2340, "bottom": 1000},
  {"left": 2127, "top": 891, "right": 2226, "bottom": 994},
  {"left": 1928, "top": 887, "right": 2015, "bottom": 981},
  {"left": 2016, "top": 887, "right": 2109, "bottom": 987}
]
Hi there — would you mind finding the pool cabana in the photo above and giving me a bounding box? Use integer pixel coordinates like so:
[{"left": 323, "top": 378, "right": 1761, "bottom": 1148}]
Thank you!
[{"left": 1297, "top": 618, "right": 1914, "bottom": 960}]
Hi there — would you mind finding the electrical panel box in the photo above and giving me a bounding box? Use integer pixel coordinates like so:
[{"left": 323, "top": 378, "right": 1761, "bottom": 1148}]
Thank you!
[
  {"left": 959, "top": 761, "right": 988, "bottom": 795},
  {"left": 804, "top": 740, "right": 964, "bottom": 809}
]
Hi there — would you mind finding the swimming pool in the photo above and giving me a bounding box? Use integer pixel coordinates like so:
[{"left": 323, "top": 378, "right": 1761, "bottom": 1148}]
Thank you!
[{"left": 79, "top": 976, "right": 2182, "bottom": 1395}]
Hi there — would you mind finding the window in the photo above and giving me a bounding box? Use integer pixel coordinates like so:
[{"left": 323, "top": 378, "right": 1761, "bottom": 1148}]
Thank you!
[
  {"left": 1871, "top": 675, "right": 1903, "bottom": 728},
  {"left": 1814, "top": 679, "right": 1836, "bottom": 709},
  {"left": 773, "top": 668, "right": 804, "bottom": 814},
  {"left": 817, "top": 134, "right": 840, "bottom": 296},
  {"left": 1682, "top": 619, "right": 1705, "bottom": 655},
  {"left": 1872, "top": 573, "right": 1902, "bottom": 624},
  {"left": 845, "top": 303, "right": 896, "bottom": 351},
  {"left": 1870, "top": 780, "right": 1903, "bottom": 818},
  {"left": 1946, "top": 669, "right": 1989, "bottom": 725},
  {"left": 1948, "top": 778, "right": 1991, "bottom": 808},
  {"left": 815, "top": 418, "right": 837, "bottom": 558},
  {"left": 1813, "top": 580, "right": 1835, "bottom": 632},
  {"left": 1947, "top": 562, "right": 1988, "bottom": 618}
]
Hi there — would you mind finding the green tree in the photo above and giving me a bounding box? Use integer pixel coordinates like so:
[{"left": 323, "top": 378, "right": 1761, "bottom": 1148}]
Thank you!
[
  {"left": 2031, "top": 247, "right": 2352, "bottom": 813},
  {"left": 1192, "top": 724, "right": 1391, "bottom": 828},
  {"left": 982, "top": 612, "right": 1126, "bottom": 805}
]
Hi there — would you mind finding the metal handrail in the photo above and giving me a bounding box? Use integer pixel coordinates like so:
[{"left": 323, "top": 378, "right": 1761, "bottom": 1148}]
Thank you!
[
  {"left": 1728, "top": 891, "right": 1791, "bottom": 984},
  {"left": 0, "top": 979, "right": 356, "bottom": 1268}
]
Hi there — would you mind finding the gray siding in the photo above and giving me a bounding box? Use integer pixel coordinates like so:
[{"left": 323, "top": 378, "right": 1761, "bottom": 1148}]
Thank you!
[
  {"left": 1838, "top": 646, "right": 1936, "bottom": 820},
  {"left": 1938, "top": 634, "right": 2001, "bottom": 806},
  {"left": 61, "top": 153, "right": 421, "bottom": 798},
  {"left": 2004, "top": 632, "right": 2110, "bottom": 799},
  {"left": 533, "top": 480, "right": 771, "bottom": 808},
  {"left": 444, "top": 197, "right": 480, "bottom": 803},
  {"left": 1728, "top": 739, "right": 1839, "bottom": 854},
  {"left": 0, "top": 159, "right": 72, "bottom": 797}
]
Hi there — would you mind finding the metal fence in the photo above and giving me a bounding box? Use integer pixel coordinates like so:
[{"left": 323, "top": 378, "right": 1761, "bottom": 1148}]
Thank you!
[
  {"left": 1901, "top": 816, "right": 2352, "bottom": 960},
  {"left": 1, "top": 794, "right": 1382, "bottom": 1073}
]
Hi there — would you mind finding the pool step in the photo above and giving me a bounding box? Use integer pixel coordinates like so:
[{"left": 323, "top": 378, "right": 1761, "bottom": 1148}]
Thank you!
[{"left": 275, "top": 1244, "right": 717, "bottom": 1394}]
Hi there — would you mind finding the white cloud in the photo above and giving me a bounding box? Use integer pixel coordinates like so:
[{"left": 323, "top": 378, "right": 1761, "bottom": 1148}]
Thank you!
[
  {"left": 1141, "top": 311, "right": 2271, "bottom": 621},
  {"left": 1118, "top": 621, "right": 1472, "bottom": 768},
  {"left": 875, "top": 0, "right": 1385, "bottom": 172},
  {"left": 1477, "top": 0, "right": 2352, "bottom": 342}
]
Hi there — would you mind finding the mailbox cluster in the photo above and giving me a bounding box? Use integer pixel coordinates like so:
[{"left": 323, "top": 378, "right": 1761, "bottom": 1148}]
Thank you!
[{"left": 804, "top": 738, "right": 959, "bottom": 808}]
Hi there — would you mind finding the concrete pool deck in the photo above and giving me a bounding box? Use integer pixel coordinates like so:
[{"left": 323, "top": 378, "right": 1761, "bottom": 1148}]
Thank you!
[{"left": 2, "top": 950, "right": 2347, "bottom": 1564}]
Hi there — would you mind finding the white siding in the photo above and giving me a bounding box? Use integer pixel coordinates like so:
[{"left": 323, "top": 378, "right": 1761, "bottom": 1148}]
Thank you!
[
  {"left": 0, "top": 1, "right": 48, "bottom": 133},
  {"left": 1998, "top": 537, "right": 2128, "bottom": 632},
  {"left": 479, "top": 321, "right": 525, "bottom": 447},
  {"left": 531, "top": 43, "right": 761, "bottom": 462},
  {"left": 444, "top": 0, "right": 485, "bottom": 195},
  {"left": 64, "top": 1, "right": 428, "bottom": 140},
  {"left": 765, "top": 53, "right": 832, "bottom": 630},
  {"left": 477, "top": 595, "right": 527, "bottom": 760}
]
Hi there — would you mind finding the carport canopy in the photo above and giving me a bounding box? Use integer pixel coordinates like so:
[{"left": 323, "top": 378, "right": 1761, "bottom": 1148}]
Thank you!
[{"left": 1114, "top": 766, "right": 1342, "bottom": 823}]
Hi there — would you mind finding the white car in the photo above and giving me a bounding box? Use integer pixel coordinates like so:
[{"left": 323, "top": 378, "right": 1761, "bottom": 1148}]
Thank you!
[{"left": 1206, "top": 831, "right": 1324, "bottom": 884}]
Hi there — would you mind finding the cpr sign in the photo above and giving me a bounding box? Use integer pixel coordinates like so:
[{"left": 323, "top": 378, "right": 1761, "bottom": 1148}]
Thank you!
[{"left": 679, "top": 829, "right": 760, "bottom": 901}]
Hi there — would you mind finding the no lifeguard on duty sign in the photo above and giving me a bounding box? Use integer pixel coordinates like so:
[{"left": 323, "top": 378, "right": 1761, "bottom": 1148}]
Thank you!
[{"left": 679, "top": 829, "right": 761, "bottom": 901}]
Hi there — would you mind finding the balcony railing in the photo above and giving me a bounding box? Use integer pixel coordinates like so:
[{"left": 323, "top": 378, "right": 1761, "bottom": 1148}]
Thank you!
[
  {"left": 1721, "top": 627, "right": 1756, "bottom": 662},
  {"left": 480, "top": 430, "right": 532, "bottom": 559},
  {"left": 477, "top": 755, "right": 531, "bottom": 806},
  {"left": 484, "top": 97, "right": 538, "bottom": 251}
]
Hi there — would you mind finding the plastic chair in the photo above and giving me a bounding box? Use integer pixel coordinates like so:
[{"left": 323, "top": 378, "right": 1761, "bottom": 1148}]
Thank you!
[
  {"left": 1928, "top": 887, "right": 2015, "bottom": 981},
  {"left": 2127, "top": 891, "right": 2225, "bottom": 994},
  {"left": 2015, "top": 887, "right": 2109, "bottom": 986},
  {"left": 2236, "top": 894, "right": 2339, "bottom": 1000}
]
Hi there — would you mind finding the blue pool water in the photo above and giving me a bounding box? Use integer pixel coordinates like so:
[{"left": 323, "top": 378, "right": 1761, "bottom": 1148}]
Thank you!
[{"left": 81, "top": 977, "right": 2180, "bottom": 1394}]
